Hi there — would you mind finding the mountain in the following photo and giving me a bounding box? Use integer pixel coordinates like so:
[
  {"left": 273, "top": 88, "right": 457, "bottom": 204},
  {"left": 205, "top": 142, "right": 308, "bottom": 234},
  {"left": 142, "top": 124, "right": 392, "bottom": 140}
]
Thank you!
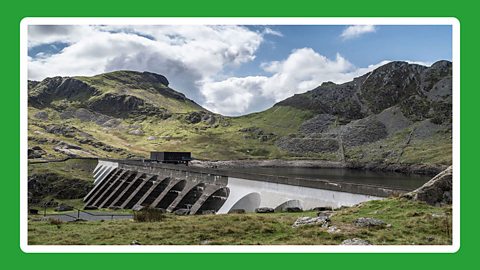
[{"left": 27, "top": 61, "right": 452, "bottom": 172}]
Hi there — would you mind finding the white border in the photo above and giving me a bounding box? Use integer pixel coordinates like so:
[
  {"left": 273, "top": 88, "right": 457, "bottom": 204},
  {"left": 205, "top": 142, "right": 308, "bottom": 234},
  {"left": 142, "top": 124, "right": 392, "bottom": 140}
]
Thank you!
[{"left": 20, "top": 17, "right": 460, "bottom": 253}]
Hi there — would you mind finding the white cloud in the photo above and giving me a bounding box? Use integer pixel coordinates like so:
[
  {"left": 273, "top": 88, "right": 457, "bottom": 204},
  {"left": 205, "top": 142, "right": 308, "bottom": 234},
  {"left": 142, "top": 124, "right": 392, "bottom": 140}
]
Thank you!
[
  {"left": 340, "top": 25, "right": 376, "bottom": 40},
  {"left": 28, "top": 25, "right": 429, "bottom": 116},
  {"left": 262, "top": 27, "right": 283, "bottom": 37},
  {"left": 28, "top": 25, "right": 264, "bottom": 102},
  {"left": 201, "top": 48, "right": 392, "bottom": 115}
]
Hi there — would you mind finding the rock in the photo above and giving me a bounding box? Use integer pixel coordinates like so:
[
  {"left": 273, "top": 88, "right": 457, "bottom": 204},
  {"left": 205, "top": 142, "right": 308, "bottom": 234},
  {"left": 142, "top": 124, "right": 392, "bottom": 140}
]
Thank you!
[
  {"left": 54, "top": 204, "right": 74, "bottom": 212},
  {"left": 130, "top": 240, "right": 141, "bottom": 245},
  {"left": 201, "top": 210, "right": 216, "bottom": 215},
  {"left": 403, "top": 166, "right": 452, "bottom": 205},
  {"left": 185, "top": 112, "right": 202, "bottom": 124},
  {"left": 354, "top": 217, "right": 386, "bottom": 228},
  {"left": 317, "top": 211, "right": 333, "bottom": 218},
  {"left": 337, "top": 117, "right": 388, "bottom": 147},
  {"left": 128, "top": 129, "right": 144, "bottom": 136},
  {"left": 45, "top": 124, "right": 78, "bottom": 137},
  {"left": 147, "top": 136, "right": 156, "bottom": 141},
  {"left": 174, "top": 209, "right": 190, "bottom": 215},
  {"left": 327, "top": 226, "right": 340, "bottom": 234},
  {"left": 255, "top": 207, "right": 274, "bottom": 213},
  {"left": 102, "top": 119, "right": 121, "bottom": 128},
  {"left": 300, "top": 114, "right": 336, "bottom": 134},
  {"left": 229, "top": 209, "right": 246, "bottom": 214},
  {"left": 292, "top": 216, "right": 330, "bottom": 228},
  {"left": 240, "top": 127, "right": 276, "bottom": 141},
  {"left": 56, "top": 141, "right": 82, "bottom": 150},
  {"left": 34, "top": 111, "right": 48, "bottom": 120},
  {"left": 341, "top": 238, "right": 371, "bottom": 245},
  {"left": 28, "top": 146, "right": 46, "bottom": 159}
]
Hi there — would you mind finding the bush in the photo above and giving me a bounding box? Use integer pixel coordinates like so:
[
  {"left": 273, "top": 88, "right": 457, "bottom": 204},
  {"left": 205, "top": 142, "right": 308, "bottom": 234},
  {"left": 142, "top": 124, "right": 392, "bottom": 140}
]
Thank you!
[{"left": 133, "top": 208, "right": 166, "bottom": 222}]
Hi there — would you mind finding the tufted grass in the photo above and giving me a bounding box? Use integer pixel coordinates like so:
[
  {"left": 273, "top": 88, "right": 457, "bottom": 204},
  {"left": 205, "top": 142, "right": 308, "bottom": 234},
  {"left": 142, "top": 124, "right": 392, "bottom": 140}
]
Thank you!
[{"left": 28, "top": 198, "right": 452, "bottom": 245}]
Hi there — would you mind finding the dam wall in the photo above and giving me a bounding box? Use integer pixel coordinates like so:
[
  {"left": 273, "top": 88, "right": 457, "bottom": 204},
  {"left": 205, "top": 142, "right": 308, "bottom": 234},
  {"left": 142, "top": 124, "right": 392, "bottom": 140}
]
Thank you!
[{"left": 84, "top": 159, "right": 398, "bottom": 214}]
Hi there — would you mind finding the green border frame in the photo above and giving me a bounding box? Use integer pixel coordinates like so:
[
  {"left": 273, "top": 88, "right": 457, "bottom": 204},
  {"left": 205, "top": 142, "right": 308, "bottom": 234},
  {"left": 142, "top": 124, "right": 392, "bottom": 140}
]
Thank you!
[{"left": 3, "top": 0, "right": 475, "bottom": 268}]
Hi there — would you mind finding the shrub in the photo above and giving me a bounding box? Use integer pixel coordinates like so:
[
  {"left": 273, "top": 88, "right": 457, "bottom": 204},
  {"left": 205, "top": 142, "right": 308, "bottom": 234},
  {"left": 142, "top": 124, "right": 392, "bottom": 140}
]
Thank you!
[{"left": 133, "top": 208, "right": 166, "bottom": 222}]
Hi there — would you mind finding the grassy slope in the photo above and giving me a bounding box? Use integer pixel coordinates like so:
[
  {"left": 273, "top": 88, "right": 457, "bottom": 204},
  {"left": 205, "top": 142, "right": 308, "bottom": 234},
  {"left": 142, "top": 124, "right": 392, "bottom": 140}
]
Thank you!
[
  {"left": 28, "top": 198, "right": 451, "bottom": 245},
  {"left": 28, "top": 158, "right": 97, "bottom": 181},
  {"left": 75, "top": 71, "right": 203, "bottom": 113},
  {"left": 28, "top": 105, "right": 315, "bottom": 160},
  {"left": 28, "top": 70, "right": 451, "bottom": 164}
]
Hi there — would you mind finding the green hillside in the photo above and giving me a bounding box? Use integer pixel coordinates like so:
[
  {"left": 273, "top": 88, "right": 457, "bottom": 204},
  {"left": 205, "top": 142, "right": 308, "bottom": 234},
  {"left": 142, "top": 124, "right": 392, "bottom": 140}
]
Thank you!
[{"left": 27, "top": 61, "right": 452, "bottom": 170}]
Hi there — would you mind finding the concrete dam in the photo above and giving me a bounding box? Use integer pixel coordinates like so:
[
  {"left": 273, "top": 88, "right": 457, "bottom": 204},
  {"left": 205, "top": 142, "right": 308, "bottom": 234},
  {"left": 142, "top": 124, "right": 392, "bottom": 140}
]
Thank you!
[{"left": 84, "top": 159, "right": 404, "bottom": 214}]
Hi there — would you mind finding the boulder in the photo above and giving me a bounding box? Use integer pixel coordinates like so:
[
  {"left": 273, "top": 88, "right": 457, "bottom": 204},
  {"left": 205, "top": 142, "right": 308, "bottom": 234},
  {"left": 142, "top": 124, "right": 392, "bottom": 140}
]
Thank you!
[
  {"left": 28, "top": 147, "right": 46, "bottom": 159},
  {"left": 341, "top": 238, "right": 371, "bottom": 245},
  {"left": 185, "top": 112, "right": 202, "bottom": 124},
  {"left": 255, "top": 207, "right": 274, "bottom": 213},
  {"left": 403, "top": 166, "right": 452, "bottom": 205},
  {"left": 354, "top": 217, "right": 386, "bottom": 228},
  {"left": 292, "top": 216, "right": 330, "bottom": 228},
  {"left": 128, "top": 129, "right": 144, "bottom": 136},
  {"left": 34, "top": 111, "right": 48, "bottom": 120},
  {"left": 201, "top": 210, "right": 216, "bottom": 215}
]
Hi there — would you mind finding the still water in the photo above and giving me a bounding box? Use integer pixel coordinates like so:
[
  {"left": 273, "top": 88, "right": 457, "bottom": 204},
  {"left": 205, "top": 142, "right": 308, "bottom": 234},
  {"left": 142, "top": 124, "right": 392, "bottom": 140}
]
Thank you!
[{"left": 227, "top": 167, "right": 431, "bottom": 191}]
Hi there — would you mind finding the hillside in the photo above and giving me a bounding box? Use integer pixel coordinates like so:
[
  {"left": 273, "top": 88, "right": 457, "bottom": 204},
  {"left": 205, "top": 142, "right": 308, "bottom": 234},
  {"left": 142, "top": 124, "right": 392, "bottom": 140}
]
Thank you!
[{"left": 27, "top": 61, "right": 452, "bottom": 172}]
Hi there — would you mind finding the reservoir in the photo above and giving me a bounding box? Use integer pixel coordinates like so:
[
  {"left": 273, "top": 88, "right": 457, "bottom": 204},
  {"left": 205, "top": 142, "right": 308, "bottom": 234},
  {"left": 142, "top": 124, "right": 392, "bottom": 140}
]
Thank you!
[{"left": 222, "top": 167, "right": 431, "bottom": 191}]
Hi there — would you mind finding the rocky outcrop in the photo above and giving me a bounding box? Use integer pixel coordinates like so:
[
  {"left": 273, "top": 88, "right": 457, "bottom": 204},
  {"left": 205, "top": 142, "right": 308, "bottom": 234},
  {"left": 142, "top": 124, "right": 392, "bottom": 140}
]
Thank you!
[
  {"left": 185, "top": 111, "right": 218, "bottom": 125},
  {"left": 28, "top": 146, "right": 46, "bottom": 159},
  {"left": 29, "top": 77, "right": 100, "bottom": 108},
  {"left": 88, "top": 93, "right": 171, "bottom": 119},
  {"left": 240, "top": 127, "right": 276, "bottom": 141},
  {"left": 403, "top": 166, "right": 452, "bottom": 205}
]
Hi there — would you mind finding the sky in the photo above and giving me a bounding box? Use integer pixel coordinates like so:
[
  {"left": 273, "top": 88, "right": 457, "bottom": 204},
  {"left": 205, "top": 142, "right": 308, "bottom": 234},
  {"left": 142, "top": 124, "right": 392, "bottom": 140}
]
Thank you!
[{"left": 27, "top": 24, "right": 452, "bottom": 116}]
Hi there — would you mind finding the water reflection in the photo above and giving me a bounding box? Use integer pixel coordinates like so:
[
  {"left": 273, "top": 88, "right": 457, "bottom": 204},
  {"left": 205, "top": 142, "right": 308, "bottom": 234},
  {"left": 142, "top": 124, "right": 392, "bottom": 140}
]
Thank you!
[{"left": 228, "top": 167, "right": 431, "bottom": 190}]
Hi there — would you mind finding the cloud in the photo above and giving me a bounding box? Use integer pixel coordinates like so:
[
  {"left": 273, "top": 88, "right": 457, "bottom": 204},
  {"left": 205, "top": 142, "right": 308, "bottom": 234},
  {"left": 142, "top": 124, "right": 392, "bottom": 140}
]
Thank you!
[
  {"left": 28, "top": 25, "right": 429, "bottom": 117},
  {"left": 340, "top": 25, "right": 376, "bottom": 40},
  {"left": 262, "top": 27, "right": 283, "bottom": 37},
  {"left": 28, "top": 25, "right": 264, "bottom": 103},
  {"left": 201, "top": 48, "right": 393, "bottom": 116}
]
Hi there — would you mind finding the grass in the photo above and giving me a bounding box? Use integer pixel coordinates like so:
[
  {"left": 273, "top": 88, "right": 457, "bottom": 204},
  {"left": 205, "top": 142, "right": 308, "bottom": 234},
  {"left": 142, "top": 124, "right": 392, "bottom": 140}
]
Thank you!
[
  {"left": 28, "top": 158, "right": 97, "bottom": 182},
  {"left": 28, "top": 198, "right": 451, "bottom": 245}
]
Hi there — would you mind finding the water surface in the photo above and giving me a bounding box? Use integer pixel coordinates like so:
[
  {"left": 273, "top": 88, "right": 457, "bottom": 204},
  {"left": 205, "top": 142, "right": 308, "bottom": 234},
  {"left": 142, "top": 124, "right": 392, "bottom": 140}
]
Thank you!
[{"left": 227, "top": 167, "right": 431, "bottom": 191}]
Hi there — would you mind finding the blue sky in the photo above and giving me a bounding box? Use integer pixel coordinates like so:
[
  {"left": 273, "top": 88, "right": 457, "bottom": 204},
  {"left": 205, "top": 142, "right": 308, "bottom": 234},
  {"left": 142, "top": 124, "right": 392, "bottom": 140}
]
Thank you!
[
  {"left": 232, "top": 25, "right": 452, "bottom": 77},
  {"left": 28, "top": 24, "right": 452, "bottom": 115}
]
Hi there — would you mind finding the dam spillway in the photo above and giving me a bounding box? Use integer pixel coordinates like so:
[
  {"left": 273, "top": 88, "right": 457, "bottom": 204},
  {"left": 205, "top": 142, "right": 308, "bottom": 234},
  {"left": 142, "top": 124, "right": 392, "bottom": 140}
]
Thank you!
[{"left": 84, "top": 159, "right": 408, "bottom": 214}]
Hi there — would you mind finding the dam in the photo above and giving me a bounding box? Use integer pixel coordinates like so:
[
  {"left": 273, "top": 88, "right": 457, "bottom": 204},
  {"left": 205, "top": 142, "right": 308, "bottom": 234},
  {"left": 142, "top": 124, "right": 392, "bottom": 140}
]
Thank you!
[{"left": 84, "top": 159, "right": 421, "bottom": 214}]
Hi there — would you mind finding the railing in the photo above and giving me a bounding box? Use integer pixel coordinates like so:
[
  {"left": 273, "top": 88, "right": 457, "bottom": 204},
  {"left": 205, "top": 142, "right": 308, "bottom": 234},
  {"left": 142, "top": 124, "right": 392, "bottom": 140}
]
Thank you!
[{"left": 42, "top": 204, "right": 133, "bottom": 221}]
